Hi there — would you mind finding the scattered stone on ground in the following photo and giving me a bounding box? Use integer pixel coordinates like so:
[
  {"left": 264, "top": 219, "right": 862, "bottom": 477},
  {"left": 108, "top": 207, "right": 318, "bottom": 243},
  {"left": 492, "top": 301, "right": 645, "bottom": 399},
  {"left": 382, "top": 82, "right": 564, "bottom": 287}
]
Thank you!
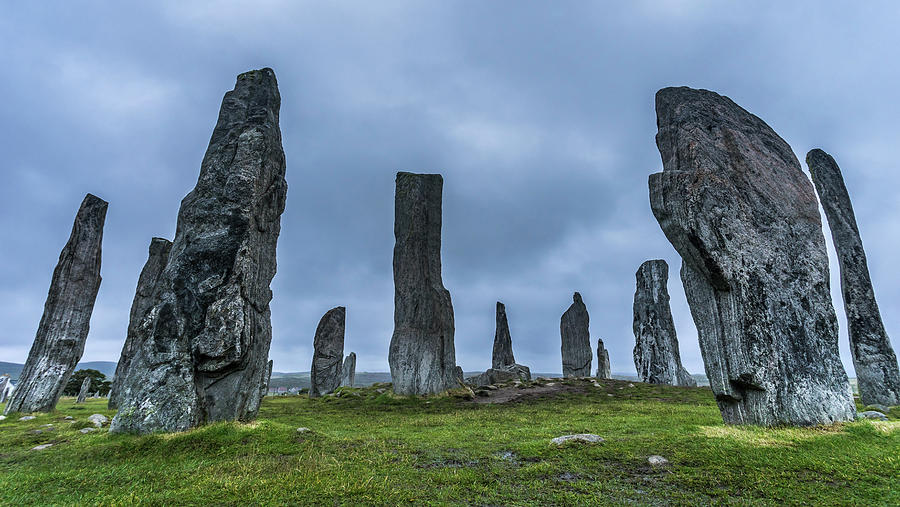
[
  {"left": 858, "top": 411, "right": 888, "bottom": 421},
  {"left": 80, "top": 427, "right": 97, "bottom": 434},
  {"left": 866, "top": 404, "right": 890, "bottom": 414},
  {"left": 648, "top": 455, "right": 669, "bottom": 465},
  {"left": 19, "top": 416, "right": 36, "bottom": 421},
  {"left": 88, "top": 414, "right": 109, "bottom": 427},
  {"left": 296, "top": 427, "right": 311, "bottom": 433},
  {"left": 560, "top": 292, "right": 592, "bottom": 377},
  {"left": 63, "top": 416, "right": 74, "bottom": 420},
  {"left": 551, "top": 434, "right": 604, "bottom": 445},
  {"left": 0, "top": 415, "right": 6, "bottom": 421},
  {"left": 31, "top": 444, "right": 53, "bottom": 451}
]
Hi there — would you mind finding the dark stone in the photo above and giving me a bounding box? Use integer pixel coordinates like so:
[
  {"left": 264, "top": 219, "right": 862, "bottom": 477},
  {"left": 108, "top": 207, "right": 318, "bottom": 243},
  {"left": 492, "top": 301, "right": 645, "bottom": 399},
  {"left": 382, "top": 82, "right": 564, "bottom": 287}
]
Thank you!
[
  {"left": 596, "top": 338, "right": 611, "bottom": 379},
  {"left": 632, "top": 260, "right": 696, "bottom": 387},
  {"left": 4, "top": 194, "right": 107, "bottom": 415},
  {"left": 109, "top": 68, "right": 287, "bottom": 433},
  {"left": 648, "top": 86, "right": 854, "bottom": 425},
  {"left": 560, "top": 292, "right": 591, "bottom": 377},
  {"left": 76, "top": 377, "right": 91, "bottom": 403},
  {"left": 310, "top": 307, "right": 345, "bottom": 397},
  {"left": 807, "top": 149, "right": 900, "bottom": 407},
  {"left": 492, "top": 302, "right": 516, "bottom": 368},
  {"left": 260, "top": 359, "right": 273, "bottom": 398},
  {"left": 465, "top": 364, "right": 531, "bottom": 387},
  {"left": 108, "top": 237, "right": 172, "bottom": 410},
  {"left": 341, "top": 352, "right": 357, "bottom": 387},
  {"left": 389, "top": 172, "right": 457, "bottom": 395}
]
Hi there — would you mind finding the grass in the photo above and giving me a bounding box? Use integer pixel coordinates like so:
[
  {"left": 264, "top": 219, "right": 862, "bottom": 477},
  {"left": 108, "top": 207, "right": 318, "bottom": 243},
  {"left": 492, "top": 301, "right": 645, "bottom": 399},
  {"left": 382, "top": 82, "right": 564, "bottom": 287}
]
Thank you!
[{"left": 1, "top": 378, "right": 897, "bottom": 505}]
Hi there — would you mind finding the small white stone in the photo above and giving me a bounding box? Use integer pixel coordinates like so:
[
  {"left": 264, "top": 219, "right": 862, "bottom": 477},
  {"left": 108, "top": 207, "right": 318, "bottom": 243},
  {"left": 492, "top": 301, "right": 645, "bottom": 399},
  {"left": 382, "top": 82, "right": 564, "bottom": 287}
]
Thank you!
[
  {"left": 31, "top": 444, "right": 53, "bottom": 451},
  {"left": 296, "top": 427, "right": 311, "bottom": 433},
  {"left": 87, "top": 414, "right": 109, "bottom": 428},
  {"left": 648, "top": 455, "right": 669, "bottom": 465},
  {"left": 19, "top": 415, "right": 36, "bottom": 421},
  {"left": 0, "top": 415, "right": 6, "bottom": 421},
  {"left": 551, "top": 434, "right": 604, "bottom": 445},
  {"left": 79, "top": 428, "right": 97, "bottom": 434}
]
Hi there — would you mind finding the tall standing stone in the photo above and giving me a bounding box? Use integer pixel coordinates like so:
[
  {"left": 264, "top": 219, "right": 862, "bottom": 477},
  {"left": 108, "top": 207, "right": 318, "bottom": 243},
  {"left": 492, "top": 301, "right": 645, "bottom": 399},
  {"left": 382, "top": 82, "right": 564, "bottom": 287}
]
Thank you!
[
  {"left": 596, "top": 338, "right": 611, "bottom": 379},
  {"left": 4, "top": 194, "right": 107, "bottom": 415},
  {"left": 75, "top": 377, "right": 91, "bottom": 403},
  {"left": 341, "top": 352, "right": 357, "bottom": 387},
  {"left": 632, "top": 260, "right": 697, "bottom": 387},
  {"left": 389, "top": 172, "right": 457, "bottom": 395},
  {"left": 649, "top": 87, "right": 854, "bottom": 425},
  {"left": 110, "top": 68, "right": 287, "bottom": 433},
  {"left": 0, "top": 375, "right": 9, "bottom": 403},
  {"left": 807, "top": 149, "right": 900, "bottom": 406},
  {"left": 560, "top": 292, "right": 592, "bottom": 377},
  {"left": 260, "top": 359, "right": 273, "bottom": 398},
  {"left": 492, "top": 302, "right": 516, "bottom": 369},
  {"left": 310, "top": 307, "right": 345, "bottom": 397},
  {"left": 108, "top": 237, "right": 172, "bottom": 410}
]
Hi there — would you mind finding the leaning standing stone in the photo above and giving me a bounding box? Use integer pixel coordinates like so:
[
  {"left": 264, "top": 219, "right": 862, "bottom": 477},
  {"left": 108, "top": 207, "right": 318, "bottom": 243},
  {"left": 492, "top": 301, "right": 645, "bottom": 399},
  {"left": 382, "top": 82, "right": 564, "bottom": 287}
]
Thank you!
[
  {"left": 807, "top": 149, "right": 900, "bottom": 407},
  {"left": 341, "top": 352, "right": 357, "bottom": 387},
  {"left": 109, "top": 68, "right": 287, "bottom": 433},
  {"left": 492, "top": 302, "right": 516, "bottom": 368},
  {"left": 632, "top": 260, "right": 696, "bottom": 387},
  {"left": 76, "top": 377, "right": 91, "bottom": 403},
  {"left": 4, "top": 194, "right": 107, "bottom": 415},
  {"left": 0, "top": 375, "right": 9, "bottom": 403},
  {"left": 560, "top": 292, "right": 592, "bottom": 377},
  {"left": 596, "top": 338, "right": 611, "bottom": 380},
  {"left": 388, "top": 172, "right": 458, "bottom": 395},
  {"left": 108, "top": 237, "right": 172, "bottom": 410},
  {"left": 648, "top": 86, "right": 854, "bottom": 425},
  {"left": 310, "top": 307, "right": 346, "bottom": 397}
]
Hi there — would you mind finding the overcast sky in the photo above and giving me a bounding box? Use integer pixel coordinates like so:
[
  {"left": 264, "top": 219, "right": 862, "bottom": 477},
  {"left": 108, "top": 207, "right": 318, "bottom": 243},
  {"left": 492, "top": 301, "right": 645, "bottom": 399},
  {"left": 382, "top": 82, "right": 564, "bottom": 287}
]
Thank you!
[{"left": 2, "top": 1, "right": 899, "bottom": 376}]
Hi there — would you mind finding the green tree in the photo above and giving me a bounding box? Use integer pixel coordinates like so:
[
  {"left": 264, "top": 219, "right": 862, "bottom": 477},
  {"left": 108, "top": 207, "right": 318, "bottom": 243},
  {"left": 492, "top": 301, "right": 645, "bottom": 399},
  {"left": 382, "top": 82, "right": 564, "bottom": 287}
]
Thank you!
[{"left": 63, "top": 369, "right": 111, "bottom": 396}]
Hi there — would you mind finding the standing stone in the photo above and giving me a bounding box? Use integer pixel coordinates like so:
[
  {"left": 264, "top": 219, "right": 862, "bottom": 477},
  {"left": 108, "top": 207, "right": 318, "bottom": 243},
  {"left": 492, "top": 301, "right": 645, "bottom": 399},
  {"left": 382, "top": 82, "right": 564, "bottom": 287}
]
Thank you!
[
  {"left": 492, "top": 302, "right": 516, "bottom": 368},
  {"left": 260, "top": 359, "right": 273, "bottom": 398},
  {"left": 76, "top": 377, "right": 91, "bottom": 403},
  {"left": 632, "top": 260, "right": 696, "bottom": 387},
  {"left": 560, "top": 292, "right": 592, "bottom": 377},
  {"left": 807, "top": 149, "right": 900, "bottom": 406},
  {"left": 0, "top": 375, "right": 9, "bottom": 403},
  {"left": 648, "top": 87, "right": 854, "bottom": 425},
  {"left": 341, "top": 352, "right": 357, "bottom": 387},
  {"left": 389, "top": 172, "right": 457, "bottom": 395},
  {"left": 596, "top": 338, "right": 611, "bottom": 379},
  {"left": 109, "top": 68, "right": 288, "bottom": 433},
  {"left": 109, "top": 237, "right": 172, "bottom": 410},
  {"left": 310, "top": 307, "right": 345, "bottom": 397},
  {"left": 4, "top": 194, "right": 107, "bottom": 415}
]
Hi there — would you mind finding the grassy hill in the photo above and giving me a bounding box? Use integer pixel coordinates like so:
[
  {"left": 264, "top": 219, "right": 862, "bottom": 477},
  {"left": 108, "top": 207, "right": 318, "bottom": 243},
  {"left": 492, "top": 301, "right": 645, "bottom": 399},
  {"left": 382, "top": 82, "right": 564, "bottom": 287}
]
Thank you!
[{"left": 1, "top": 377, "right": 896, "bottom": 505}]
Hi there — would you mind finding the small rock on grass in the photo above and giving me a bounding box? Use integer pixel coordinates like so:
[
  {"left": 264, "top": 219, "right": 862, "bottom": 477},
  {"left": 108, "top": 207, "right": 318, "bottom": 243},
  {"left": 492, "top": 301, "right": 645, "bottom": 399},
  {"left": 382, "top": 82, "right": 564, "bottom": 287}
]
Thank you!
[
  {"left": 296, "top": 427, "right": 311, "bottom": 434},
  {"left": 0, "top": 415, "right": 6, "bottom": 421},
  {"left": 19, "top": 415, "right": 36, "bottom": 421},
  {"left": 31, "top": 444, "right": 53, "bottom": 451},
  {"left": 648, "top": 455, "right": 669, "bottom": 465},
  {"left": 858, "top": 411, "right": 888, "bottom": 421},
  {"left": 80, "top": 428, "right": 97, "bottom": 434},
  {"left": 63, "top": 416, "right": 74, "bottom": 420},
  {"left": 551, "top": 434, "right": 604, "bottom": 445},
  {"left": 88, "top": 414, "right": 109, "bottom": 427},
  {"left": 866, "top": 404, "right": 890, "bottom": 414}
]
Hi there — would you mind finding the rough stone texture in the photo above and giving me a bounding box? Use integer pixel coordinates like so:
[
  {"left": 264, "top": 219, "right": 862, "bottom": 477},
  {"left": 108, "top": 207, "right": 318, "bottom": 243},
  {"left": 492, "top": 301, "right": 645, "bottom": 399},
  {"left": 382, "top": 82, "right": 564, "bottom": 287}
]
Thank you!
[
  {"left": 389, "top": 172, "right": 457, "bottom": 395},
  {"left": 109, "top": 68, "right": 287, "bottom": 433},
  {"left": 88, "top": 414, "right": 109, "bottom": 427},
  {"left": 560, "top": 292, "right": 592, "bottom": 377},
  {"left": 108, "top": 237, "right": 172, "bottom": 410},
  {"left": 75, "top": 377, "right": 91, "bottom": 403},
  {"left": 260, "top": 359, "right": 273, "bottom": 398},
  {"left": 0, "top": 376, "right": 9, "bottom": 403},
  {"left": 551, "top": 434, "right": 604, "bottom": 445},
  {"left": 857, "top": 411, "right": 888, "bottom": 421},
  {"left": 310, "top": 307, "right": 346, "bottom": 397},
  {"left": 648, "top": 86, "right": 854, "bottom": 426},
  {"left": 596, "top": 338, "right": 611, "bottom": 379},
  {"left": 341, "top": 352, "right": 357, "bottom": 387},
  {"left": 807, "top": 149, "right": 900, "bottom": 407},
  {"left": 4, "top": 194, "right": 107, "bottom": 415},
  {"left": 465, "top": 364, "right": 532, "bottom": 387},
  {"left": 632, "top": 260, "right": 696, "bottom": 387},
  {"left": 492, "top": 302, "right": 516, "bottom": 368}
]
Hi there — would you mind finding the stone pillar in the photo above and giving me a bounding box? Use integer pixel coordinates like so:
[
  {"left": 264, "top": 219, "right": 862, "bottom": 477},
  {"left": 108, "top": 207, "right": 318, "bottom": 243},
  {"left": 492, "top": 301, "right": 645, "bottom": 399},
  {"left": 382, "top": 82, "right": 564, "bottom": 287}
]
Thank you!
[
  {"left": 310, "top": 307, "right": 345, "bottom": 397},
  {"left": 76, "top": 377, "right": 91, "bottom": 403},
  {"left": 560, "top": 292, "right": 591, "bottom": 377},
  {"left": 492, "top": 302, "right": 516, "bottom": 369},
  {"left": 596, "top": 338, "right": 611, "bottom": 379}
]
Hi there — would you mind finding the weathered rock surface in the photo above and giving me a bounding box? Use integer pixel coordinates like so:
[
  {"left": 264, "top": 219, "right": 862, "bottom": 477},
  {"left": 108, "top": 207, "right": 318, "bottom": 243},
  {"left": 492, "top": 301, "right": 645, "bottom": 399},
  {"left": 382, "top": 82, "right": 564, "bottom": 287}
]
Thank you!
[
  {"left": 88, "top": 414, "right": 109, "bottom": 427},
  {"left": 857, "top": 411, "right": 888, "bottom": 421},
  {"left": 807, "top": 149, "right": 900, "bottom": 407},
  {"left": 109, "top": 68, "right": 287, "bottom": 433},
  {"left": 596, "top": 338, "right": 611, "bottom": 379},
  {"left": 260, "top": 359, "right": 273, "bottom": 398},
  {"left": 492, "top": 302, "right": 516, "bottom": 368},
  {"left": 310, "top": 307, "right": 346, "bottom": 397},
  {"left": 4, "top": 194, "right": 107, "bottom": 415},
  {"left": 465, "top": 364, "right": 531, "bottom": 387},
  {"left": 75, "top": 377, "right": 91, "bottom": 403},
  {"left": 341, "top": 352, "right": 357, "bottom": 387},
  {"left": 551, "top": 434, "right": 604, "bottom": 445},
  {"left": 109, "top": 237, "right": 172, "bottom": 410},
  {"left": 632, "top": 260, "right": 696, "bottom": 387},
  {"left": 648, "top": 86, "right": 854, "bottom": 425},
  {"left": 0, "top": 375, "right": 9, "bottom": 403},
  {"left": 389, "top": 172, "right": 457, "bottom": 395},
  {"left": 560, "top": 292, "right": 591, "bottom": 377}
]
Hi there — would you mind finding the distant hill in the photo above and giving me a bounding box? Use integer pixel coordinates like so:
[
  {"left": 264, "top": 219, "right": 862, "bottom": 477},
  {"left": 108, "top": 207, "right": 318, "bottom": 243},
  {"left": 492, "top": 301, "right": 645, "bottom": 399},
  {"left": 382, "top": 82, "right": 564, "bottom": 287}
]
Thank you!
[{"left": 0, "top": 361, "right": 118, "bottom": 381}]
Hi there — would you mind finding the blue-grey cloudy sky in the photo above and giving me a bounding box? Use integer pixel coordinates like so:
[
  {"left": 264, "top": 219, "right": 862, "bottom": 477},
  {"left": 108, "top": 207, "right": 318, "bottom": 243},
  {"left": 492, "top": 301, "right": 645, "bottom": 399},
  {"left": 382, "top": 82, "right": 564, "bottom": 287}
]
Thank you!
[{"left": 2, "top": 1, "right": 898, "bottom": 376}]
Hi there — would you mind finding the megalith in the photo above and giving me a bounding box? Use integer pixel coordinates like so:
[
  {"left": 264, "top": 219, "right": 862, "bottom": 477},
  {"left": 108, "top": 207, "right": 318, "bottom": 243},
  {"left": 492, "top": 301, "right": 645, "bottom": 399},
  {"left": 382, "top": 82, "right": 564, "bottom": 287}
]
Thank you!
[
  {"left": 341, "top": 352, "right": 357, "bottom": 387},
  {"left": 807, "top": 149, "right": 900, "bottom": 406},
  {"left": 76, "top": 377, "right": 91, "bottom": 403},
  {"left": 596, "top": 338, "right": 611, "bottom": 379},
  {"left": 492, "top": 302, "right": 516, "bottom": 368},
  {"left": 560, "top": 292, "right": 592, "bottom": 377},
  {"left": 388, "top": 172, "right": 458, "bottom": 395},
  {"left": 310, "top": 306, "right": 345, "bottom": 397},
  {"left": 110, "top": 68, "right": 287, "bottom": 433},
  {"left": 4, "top": 194, "right": 107, "bottom": 415},
  {"left": 0, "top": 375, "right": 9, "bottom": 403},
  {"left": 648, "top": 86, "right": 854, "bottom": 425},
  {"left": 632, "top": 260, "right": 696, "bottom": 387},
  {"left": 260, "top": 359, "right": 273, "bottom": 398},
  {"left": 109, "top": 237, "right": 172, "bottom": 410}
]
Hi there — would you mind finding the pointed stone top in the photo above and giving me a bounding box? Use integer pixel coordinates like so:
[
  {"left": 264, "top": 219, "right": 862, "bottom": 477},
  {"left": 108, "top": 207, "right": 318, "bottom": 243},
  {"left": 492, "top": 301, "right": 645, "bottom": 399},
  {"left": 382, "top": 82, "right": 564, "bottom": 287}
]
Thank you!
[
  {"left": 572, "top": 292, "right": 583, "bottom": 304},
  {"left": 497, "top": 301, "right": 505, "bottom": 310}
]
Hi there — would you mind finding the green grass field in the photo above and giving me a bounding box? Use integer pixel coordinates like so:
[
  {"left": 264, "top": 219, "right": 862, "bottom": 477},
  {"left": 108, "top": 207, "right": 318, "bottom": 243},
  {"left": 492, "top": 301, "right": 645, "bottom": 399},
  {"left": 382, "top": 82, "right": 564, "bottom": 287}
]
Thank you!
[{"left": 1, "top": 378, "right": 897, "bottom": 505}]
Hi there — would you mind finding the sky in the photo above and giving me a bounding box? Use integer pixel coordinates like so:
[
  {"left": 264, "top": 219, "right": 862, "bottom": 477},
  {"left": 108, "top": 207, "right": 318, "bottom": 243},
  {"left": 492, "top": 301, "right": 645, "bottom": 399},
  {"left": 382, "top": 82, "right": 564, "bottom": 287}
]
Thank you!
[{"left": 1, "top": 1, "right": 899, "bottom": 376}]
